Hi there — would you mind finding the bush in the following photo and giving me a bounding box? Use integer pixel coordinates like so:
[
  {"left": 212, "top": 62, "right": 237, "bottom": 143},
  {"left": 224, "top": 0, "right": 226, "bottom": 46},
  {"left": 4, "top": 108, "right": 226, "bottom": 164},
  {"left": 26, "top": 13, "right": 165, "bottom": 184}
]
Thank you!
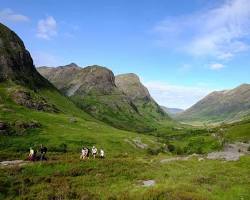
[
  {"left": 50, "top": 143, "right": 68, "bottom": 153},
  {"left": 147, "top": 147, "right": 164, "bottom": 155},
  {"left": 59, "top": 143, "right": 68, "bottom": 153},
  {"left": 175, "top": 146, "right": 184, "bottom": 155},
  {"left": 167, "top": 144, "right": 175, "bottom": 152}
]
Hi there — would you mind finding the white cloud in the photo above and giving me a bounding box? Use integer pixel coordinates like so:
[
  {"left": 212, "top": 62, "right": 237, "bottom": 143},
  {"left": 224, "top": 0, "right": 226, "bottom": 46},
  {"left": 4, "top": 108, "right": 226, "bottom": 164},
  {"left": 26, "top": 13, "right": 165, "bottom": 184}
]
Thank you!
[
  {"left": 209, "top": 63, "right": 225, "bottom": 70},
  {"left": 32, "top": 51, "right": 61, "bottom": 67},
  {"left": 36, "top": 16, "right": 57, "bottom": 40},
  {"left": 0, "top": 8, "right": 29, "bottom": 22},
  {"left": 153, "top": 0, "right": 250, "bottom": 60},
  {"left": 178, "top": 64, "right": 192, "bottom": 73},
  {"left": 144, "top": 81, "right": 215, "bottom": 109}
]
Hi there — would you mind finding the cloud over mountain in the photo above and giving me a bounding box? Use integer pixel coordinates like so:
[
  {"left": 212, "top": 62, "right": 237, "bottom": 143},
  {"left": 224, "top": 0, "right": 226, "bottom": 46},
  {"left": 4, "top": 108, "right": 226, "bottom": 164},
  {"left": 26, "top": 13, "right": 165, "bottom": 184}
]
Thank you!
[
  {"left": 36, "top": 16, "right": 57, "bottom": 40},
  {"left": 0, "top": 8, "right": 29, "bottom": 23}
]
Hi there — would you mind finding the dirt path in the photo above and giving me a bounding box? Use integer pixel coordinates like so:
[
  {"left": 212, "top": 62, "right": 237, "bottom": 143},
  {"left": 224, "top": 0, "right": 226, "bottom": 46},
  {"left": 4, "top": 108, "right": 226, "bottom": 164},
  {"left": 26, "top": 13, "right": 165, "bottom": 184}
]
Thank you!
[
  {"left": 0, "top": 160, "right": 29, "bottom": 167},
  {"left": 207, "top": 142, "right": 250, "bottom": 161},
  {"left": 161, "top": 142, "right": 250, "bottom": 163}
]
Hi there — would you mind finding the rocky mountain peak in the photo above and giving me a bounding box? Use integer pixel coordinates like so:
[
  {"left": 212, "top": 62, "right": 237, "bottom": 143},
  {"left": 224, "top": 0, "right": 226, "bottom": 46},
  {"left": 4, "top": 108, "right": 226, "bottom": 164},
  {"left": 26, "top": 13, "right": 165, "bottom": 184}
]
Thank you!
[
  {"left": 115, "top": 73, "right": 151, "bottom": 101},
  {"left": 74, "top": 65, "right": 116, "bottom": 95},
  {"left": 58, "top": 62, "right": 80, "bottom": 69}
]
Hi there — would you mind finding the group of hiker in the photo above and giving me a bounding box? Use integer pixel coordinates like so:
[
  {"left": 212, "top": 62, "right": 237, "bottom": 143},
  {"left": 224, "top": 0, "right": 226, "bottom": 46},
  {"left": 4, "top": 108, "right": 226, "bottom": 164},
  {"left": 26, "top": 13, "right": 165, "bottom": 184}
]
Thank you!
[
  {"left": 27, "top": 144, "right": 105, "bottom": 161},
  {"left": 28, "top": 144, "right": 47, "bottom": 161},
  {"left": 80, "top": 146, "right": 105, "bottom": 160}
]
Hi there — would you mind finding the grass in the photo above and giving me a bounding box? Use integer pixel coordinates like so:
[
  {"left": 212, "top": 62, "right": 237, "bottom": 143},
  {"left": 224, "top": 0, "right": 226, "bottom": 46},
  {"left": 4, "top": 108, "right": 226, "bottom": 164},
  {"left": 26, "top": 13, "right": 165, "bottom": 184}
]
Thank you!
[
  {"left": 0, "top": 155, "right": 250, "bottom": 199},
  {"left": 0, "top": 81, "right": 250, "bottom": 199}
]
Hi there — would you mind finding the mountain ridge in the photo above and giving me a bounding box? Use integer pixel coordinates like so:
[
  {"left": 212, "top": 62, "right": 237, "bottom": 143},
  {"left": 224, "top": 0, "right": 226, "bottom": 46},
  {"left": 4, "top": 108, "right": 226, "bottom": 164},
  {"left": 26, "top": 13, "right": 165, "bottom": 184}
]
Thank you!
[
  {"left": 176, "top": 83, "right": 250, "bottom": 123},
  {"left": 38, "top": 64, "right": 170, "bottom": 132}
]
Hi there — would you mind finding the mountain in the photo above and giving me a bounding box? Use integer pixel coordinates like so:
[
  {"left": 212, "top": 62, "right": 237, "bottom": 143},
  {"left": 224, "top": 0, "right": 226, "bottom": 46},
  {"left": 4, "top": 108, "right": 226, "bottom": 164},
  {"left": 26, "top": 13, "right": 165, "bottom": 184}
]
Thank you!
[
  {"left": 161, "top": 106, "right": 184, "bottom": 116},
  {"left": 0, "top": 23, "right": 52, "bottom": 89},
  {"left": 176, "top": 84, "right": 250, "bottom": 123},
  {"left": 38, "top": 66, "right": 170, "bottom": 132},
  {"left": 115, "top": 73, "right": 167, "bottom": 120}
]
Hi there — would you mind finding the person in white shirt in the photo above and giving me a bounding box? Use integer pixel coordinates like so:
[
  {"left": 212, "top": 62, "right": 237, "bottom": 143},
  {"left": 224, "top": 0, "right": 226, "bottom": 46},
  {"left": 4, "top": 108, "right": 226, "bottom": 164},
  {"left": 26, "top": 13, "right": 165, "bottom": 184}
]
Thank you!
[
  {"left": 29, "top": 147, "right": 35, "bottom": 161},
  {"left": 80, "top": 147, "right": 86, "bottom": 160},
  {"left": 92, "top": 146, "right": 98, "bottom": 159},
  {"left": 100, "top": 149, "right": 105, "bottom": 159}
]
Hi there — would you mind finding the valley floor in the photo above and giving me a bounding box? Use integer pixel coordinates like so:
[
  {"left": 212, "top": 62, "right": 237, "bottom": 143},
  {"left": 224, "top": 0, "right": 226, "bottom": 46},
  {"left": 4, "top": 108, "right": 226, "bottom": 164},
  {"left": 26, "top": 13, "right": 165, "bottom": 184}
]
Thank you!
[{"left": 0, "top": 153, "right": 250, "bottom": 200}]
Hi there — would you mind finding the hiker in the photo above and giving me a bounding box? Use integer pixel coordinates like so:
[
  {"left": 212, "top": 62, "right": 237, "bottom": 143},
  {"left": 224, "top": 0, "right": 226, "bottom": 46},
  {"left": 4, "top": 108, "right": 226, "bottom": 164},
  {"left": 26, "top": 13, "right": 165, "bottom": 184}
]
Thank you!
[
  {"left": 100, "top": 149, "right": 105, "bottom": 159},
  {"left": 86, "top": 147, "right": 90, "bottom": 159},
  {"left": 80, "top": 147, "right": 86, "bottom": 160},
  {"left": 40, "top": 144, "right": 47, "bottom": 161},
  {"left": 92, "top": 146, "right": 98, "bottom": 159},
  {"left": 28, "top": 147, "right": 35, "bottom": 161}
]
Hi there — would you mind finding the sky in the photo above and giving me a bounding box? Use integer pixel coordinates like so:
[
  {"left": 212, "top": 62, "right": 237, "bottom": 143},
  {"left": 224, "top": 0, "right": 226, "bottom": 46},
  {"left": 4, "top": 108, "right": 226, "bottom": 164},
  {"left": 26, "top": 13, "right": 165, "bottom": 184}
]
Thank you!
[{"left": 0, "top": 0, "right": 250, "bottom": 109}]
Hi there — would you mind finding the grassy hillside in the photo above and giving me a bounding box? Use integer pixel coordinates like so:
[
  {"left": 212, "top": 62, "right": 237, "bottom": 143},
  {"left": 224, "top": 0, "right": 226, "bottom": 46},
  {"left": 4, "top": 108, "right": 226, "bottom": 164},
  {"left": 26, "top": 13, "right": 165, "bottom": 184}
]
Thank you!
[
  {"left": 0, "top": 81, "right": 162, "bottom": 159},
  {"left": 1, "top": 81, "right": 250, "bottom": 199},
  {"left": 176, "top": 84, "right": 250, "bottom": 124}
]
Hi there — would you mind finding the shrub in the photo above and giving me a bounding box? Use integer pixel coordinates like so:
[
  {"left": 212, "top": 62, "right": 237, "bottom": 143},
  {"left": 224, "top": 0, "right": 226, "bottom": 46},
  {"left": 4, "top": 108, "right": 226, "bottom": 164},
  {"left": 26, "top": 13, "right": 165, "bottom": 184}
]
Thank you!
[
  {"left": 167, "top": 144, "right": 175, "bottom": 152},
  {"left": 175, "top": 146, "right": 184, "bottom": 155},
  {"left": 147, "top": 147, "right": 161, "bottom": 155},
  {"left": 59, "top": 143, "right": 68, "bottom": 153}
]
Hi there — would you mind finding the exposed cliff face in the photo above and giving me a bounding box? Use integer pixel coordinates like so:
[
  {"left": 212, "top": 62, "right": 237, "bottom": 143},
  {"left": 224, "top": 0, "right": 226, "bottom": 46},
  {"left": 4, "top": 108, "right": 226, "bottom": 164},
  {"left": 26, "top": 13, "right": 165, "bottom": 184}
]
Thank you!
[
  {"left": 115, "top": 73, "right": 151, "bottom": 101},
  {"left": 115, "top": 73, "right": 167, "bottom": 119},
  {"left": 0, "top": 23, "right": 51, "bottom": 89},
  {"left": 176, "top": 84, "right": 250, "bottom": 123},
  {"left": 38, "top": 64, "right": 117, "bottom": 96}
]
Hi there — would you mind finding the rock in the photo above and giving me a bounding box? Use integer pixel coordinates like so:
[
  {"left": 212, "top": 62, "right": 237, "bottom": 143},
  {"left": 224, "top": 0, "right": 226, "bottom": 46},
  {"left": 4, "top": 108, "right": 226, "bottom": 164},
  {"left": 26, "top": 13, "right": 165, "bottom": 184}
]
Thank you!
[
  {"left": 0, "top": 121, "right": 9, "bottom": 135},
  {"left": 14, "top": 120, "right": 41, "bottom": 129},
  {"left": 132, "top": 138, "right": 148, "bottom": 149},
  {"left": 141, "top": 180, "right": 155, "bottom": 187},
  {"left": 11, "top": 89, "right": 59, "bottom": 112},
  {"left": 207, "top": 142, "right": 250, "bottom": 161},
  {"left": 0, "top": 121, "right": 8, "bottom": 130},
  {"left": 69, "top": 117, "right": 77, "bottom": 123}
]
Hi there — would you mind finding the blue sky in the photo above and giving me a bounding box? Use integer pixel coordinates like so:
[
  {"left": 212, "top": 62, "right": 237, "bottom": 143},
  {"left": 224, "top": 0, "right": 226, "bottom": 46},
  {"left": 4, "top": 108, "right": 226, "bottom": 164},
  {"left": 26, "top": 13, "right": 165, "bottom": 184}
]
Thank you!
[{"left": 0, "top": 0, "right": 249, "bottom": 109}]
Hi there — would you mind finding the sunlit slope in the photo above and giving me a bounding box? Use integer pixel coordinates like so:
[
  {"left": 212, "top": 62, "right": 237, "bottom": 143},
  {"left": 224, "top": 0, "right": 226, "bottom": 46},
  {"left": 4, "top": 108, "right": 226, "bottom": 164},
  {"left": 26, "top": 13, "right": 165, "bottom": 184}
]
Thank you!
[{"left": 176, "top": 84, "right": 250, "bottom": 124}]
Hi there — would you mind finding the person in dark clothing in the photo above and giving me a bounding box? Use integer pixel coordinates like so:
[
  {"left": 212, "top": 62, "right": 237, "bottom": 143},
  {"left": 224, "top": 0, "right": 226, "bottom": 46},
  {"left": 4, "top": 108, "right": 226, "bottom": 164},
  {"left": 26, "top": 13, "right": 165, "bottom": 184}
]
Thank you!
[
  {"left": 86, "top": 147, "right": 90, "bottom": 159},
  {"left": 40, "top": 144, "right": 47, "bottom": 161}
]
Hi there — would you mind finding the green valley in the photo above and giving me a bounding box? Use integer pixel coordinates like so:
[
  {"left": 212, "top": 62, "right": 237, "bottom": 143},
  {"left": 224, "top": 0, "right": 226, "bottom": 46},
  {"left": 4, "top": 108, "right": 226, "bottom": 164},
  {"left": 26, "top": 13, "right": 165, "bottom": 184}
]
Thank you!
[{"left": 0, "top": 14, "right": 250, "bottom": 200}]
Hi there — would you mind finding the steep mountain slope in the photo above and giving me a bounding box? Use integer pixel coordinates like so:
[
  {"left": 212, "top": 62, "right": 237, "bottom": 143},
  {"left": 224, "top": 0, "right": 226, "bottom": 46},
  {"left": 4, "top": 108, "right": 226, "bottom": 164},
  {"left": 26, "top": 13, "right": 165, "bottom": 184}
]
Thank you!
[
  {"left": 38, "top": 66, "right": 170, "bottom": 132},
  {"left": 176, "top": 84, "right": 250, "bottom": 123},
  {"left": 0, "top": 22, "right": 93, "bottom": 119},
  {"left": 115, "top": 73, "right": 168, "bottom": 121},
  {"left": 0, "top": 23, "right": 52, "bottom": 89},
  {"left": 161, "top": 106, "right": 184, "bottom": 116}
]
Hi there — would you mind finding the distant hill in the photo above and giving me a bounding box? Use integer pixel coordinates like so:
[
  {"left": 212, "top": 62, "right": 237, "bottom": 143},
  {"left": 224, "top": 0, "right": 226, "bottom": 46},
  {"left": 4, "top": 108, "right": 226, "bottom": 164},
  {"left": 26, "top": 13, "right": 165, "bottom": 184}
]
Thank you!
[
  {"left": 38, "top": 65, "right": 170, "bottom": 132},
  {"left": 176, "top": 84, "right": 250, "bottom": 123},
  {"left": 161, "top": 106, "right": 184, "bottom": 116}
]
